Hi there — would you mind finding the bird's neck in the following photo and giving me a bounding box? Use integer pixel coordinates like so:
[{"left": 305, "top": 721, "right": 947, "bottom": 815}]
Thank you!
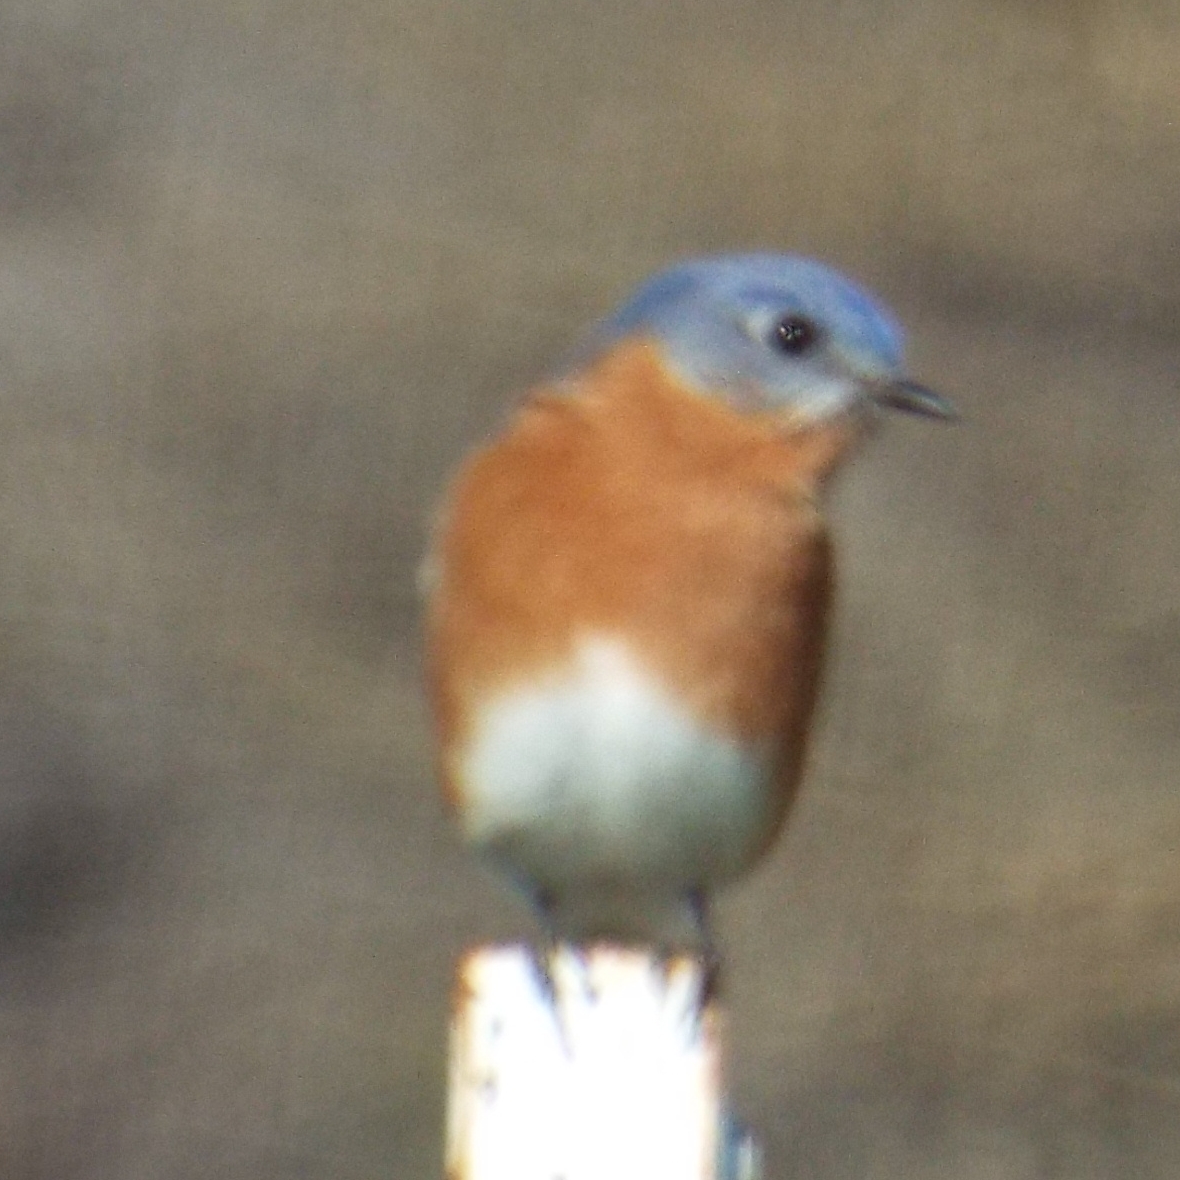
[{"left": 549, "top": 337, "right": 865, "bottom": 493}]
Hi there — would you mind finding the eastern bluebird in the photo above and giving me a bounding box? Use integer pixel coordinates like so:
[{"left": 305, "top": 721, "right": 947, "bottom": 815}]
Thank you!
[{"left": 424, "top": 253, "right": 954, "bottom": 963}]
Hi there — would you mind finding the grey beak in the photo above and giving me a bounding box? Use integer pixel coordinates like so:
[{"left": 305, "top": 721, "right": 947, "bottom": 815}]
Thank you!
[{"left": 874, "top": 379, "right": 958, "bottom": 421}]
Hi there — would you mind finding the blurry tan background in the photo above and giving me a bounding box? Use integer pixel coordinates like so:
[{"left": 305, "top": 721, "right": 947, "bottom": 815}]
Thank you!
[{"left": 1, "top": 1, "right": 1177, "bottom": 1176}]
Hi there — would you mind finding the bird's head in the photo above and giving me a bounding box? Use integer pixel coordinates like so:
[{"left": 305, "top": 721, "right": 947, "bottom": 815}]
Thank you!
[{"left": 568, "top": 253, "right": 956, "bottom": 426}]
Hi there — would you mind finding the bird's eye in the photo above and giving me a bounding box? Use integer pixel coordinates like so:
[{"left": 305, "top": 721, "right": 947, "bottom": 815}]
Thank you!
[{"left": 771, "top": 315, "right": 819, "bottom": 355}]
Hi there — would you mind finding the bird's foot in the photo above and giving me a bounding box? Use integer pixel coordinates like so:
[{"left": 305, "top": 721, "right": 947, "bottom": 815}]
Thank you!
[
  {"left": 650, "top": 941, "right": 722, "bottom": 1034},
  {"left": 690, "top": 886, "right": 723, "bottom": 1016}
]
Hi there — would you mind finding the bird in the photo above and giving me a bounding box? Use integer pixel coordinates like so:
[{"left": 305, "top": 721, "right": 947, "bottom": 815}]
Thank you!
[{"left": 423, "top": 253, "right": 954, "bottom": 973}]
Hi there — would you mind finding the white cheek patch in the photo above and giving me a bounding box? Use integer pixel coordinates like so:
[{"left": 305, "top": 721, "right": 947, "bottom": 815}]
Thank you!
[
  {"left": 459, "top": 635, "right": 776, "bottom": 887},
  {"left": 787, "top": 376, "right": 863, "bottom": 419}
]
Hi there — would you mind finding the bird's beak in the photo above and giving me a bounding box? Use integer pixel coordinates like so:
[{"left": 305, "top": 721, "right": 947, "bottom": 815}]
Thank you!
[{"left": 872, "top": 379, "right": 958, "bottom": 421}]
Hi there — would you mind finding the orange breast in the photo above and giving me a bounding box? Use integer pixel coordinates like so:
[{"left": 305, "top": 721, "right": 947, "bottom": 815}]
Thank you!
[{"left": 426, "top": 339, "right": 853, "bottom": 837}]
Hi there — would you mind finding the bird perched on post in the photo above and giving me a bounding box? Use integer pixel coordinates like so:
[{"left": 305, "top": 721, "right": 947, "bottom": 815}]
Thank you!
[{"left": 423, "top": 253, "right": 954, "bottom": 967}]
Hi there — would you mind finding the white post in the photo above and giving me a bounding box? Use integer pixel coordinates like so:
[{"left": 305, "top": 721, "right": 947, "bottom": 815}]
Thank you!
[{"left": 445, "top": 944, "right": 762, "bottom": 1180}]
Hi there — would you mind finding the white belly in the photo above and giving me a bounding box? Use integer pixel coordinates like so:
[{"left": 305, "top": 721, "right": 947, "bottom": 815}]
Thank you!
[{"left": 458, "top": 635, "right": 777, "bottom": 894}]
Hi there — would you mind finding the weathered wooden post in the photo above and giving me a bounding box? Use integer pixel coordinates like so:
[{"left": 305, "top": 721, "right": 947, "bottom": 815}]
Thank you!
[{"left": 445, "top": 945, "right": 761, "bottom": 1180}]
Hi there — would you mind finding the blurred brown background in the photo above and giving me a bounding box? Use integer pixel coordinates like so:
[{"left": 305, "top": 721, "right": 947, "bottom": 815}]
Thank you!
[{"left": 1, "top": 1, "right": 1177, "bottom": 1176}]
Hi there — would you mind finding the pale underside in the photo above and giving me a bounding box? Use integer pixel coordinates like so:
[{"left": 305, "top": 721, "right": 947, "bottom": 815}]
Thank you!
[{"left": 459, "top": 634, "right": 779, "bottom": 941}]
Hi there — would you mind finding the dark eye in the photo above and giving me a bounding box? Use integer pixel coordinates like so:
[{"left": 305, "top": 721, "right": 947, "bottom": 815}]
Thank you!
[{"left": 771, "top": 314, "right": 819, "bottom": 355}]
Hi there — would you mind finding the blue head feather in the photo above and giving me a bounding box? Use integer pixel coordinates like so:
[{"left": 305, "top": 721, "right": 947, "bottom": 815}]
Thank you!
[{"left": 565, "top": 253, "right": 944, "bottom": 421}]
